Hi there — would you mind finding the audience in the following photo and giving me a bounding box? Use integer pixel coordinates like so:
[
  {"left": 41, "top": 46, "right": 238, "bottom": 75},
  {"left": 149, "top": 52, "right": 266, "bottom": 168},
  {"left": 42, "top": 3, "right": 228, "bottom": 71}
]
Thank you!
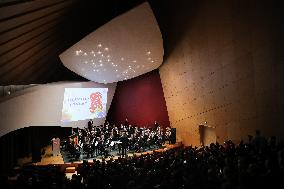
[{"left": 2, "top": 131, "right": 284, "bottom": 189}]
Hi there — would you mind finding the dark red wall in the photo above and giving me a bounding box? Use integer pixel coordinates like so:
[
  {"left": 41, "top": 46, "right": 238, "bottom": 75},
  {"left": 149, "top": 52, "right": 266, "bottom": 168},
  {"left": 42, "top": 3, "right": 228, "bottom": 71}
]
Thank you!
[{"left": 107, "top": 70, "right": 170, "bottom": 128}]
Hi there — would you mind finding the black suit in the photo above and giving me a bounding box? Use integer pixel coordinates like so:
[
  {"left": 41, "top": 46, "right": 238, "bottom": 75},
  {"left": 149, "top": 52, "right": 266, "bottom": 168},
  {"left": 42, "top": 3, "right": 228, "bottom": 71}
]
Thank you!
[{"left": 120, "top": 136, "right": 128, "bottom": 157}]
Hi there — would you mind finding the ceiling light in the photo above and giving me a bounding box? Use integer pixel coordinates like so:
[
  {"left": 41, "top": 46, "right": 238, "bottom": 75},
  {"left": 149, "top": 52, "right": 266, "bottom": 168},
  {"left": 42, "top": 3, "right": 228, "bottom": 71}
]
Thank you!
[{"left": 59, "top": 2, "right": 163, "bottom": 84}]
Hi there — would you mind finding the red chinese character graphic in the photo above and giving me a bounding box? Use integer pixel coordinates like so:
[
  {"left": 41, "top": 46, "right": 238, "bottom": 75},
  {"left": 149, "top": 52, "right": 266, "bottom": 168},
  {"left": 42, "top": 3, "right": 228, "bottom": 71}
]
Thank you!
[{"left": 89, "top": 92, "right": 103, "bottom": 113}]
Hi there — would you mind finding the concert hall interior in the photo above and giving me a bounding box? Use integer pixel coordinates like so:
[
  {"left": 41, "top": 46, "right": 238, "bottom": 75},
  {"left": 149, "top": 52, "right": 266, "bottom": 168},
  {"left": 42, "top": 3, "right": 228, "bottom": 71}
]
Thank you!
[{"left": 0, "top": 0, "right": 284, "bottom": 188}]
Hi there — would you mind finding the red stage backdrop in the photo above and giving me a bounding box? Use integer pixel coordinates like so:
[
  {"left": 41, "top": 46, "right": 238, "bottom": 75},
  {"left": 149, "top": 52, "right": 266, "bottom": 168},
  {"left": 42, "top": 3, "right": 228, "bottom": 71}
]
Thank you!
[{"left": 107, "top": 69, "right": 170, "bottom": 128}]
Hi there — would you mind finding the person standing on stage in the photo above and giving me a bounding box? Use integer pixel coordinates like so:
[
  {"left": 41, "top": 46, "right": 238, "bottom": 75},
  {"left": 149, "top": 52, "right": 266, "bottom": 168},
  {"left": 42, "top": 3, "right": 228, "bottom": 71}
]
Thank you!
[
  {"left": 124, "top": 117, "right": 129, "bottom": 127},
  {"left": 88, "top": 119, "right": 93, "bottom": 131},
  {"left": 154, "top": 120, "right": 160, "bottom": 130},
  {"left": 51, "top": 137, "right": 60, "bottom": 156},
  {"left": 121, "top": 132, "right": 128, "bottom": 157}
]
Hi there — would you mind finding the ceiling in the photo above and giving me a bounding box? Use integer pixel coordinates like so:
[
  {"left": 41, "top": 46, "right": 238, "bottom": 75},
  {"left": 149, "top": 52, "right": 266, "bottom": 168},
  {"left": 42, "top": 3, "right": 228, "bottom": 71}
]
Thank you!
[
  {"left": 0, "top": 0, "right": 170, "bottom": 85},
  {"left": 59, "top": 2, "right": 163, "bottom": 84}
]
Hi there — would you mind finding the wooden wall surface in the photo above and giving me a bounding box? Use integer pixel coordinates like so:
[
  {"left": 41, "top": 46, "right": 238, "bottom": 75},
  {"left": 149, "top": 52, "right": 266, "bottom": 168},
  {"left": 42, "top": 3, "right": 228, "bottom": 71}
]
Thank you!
[{"left": 158, "top": 0, "right": 284, "bottom": 146}]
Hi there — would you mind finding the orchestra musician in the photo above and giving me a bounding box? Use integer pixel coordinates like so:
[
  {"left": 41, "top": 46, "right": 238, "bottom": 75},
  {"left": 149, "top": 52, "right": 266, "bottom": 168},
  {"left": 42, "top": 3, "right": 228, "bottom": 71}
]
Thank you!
[
  {"left": 120, "top": 132, "right": 128, "bottom": 157},
  {"left": 65, "top": 120, "right": 172, "bottom": 160},
  {"left": 124, "top": 118, "right": 129, "bottom": 127}
]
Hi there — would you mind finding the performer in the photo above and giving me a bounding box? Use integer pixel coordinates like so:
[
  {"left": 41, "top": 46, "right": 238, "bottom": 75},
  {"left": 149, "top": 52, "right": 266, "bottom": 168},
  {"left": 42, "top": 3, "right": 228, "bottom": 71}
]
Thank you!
[
  {"left": 154, "top": 121, "right": 160, "bottom": 130},
  {"left": 165, "top": 127, "right": 172, "bottom": 144},
  {"left": 120, "top": 132, "right": 128, "bottom": 157},
  {"left": 51, "top": 137, "right": 60, "bottom": 156},
  {"left": 65, "top": 120, "right": 170, "bottom": 160},
  {"left": 88, "top": 119, "right": 93, "bottom": 131},
  {"left": 124, "top": 118, "right": 129, "bottom": 127}
]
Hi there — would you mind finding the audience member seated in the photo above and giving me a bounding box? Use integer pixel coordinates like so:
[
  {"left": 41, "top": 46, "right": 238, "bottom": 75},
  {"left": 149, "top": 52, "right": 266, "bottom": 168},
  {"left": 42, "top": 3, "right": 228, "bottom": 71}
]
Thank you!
[{"left": 3, "top": 130, "right": 284, "bottom": 189}]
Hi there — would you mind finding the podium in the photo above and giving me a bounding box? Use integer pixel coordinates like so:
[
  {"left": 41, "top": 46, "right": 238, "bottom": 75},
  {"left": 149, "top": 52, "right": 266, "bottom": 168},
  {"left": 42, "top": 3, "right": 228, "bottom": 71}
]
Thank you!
[{"left": 52, "top": 137, "right": 60, "bottom": 156}]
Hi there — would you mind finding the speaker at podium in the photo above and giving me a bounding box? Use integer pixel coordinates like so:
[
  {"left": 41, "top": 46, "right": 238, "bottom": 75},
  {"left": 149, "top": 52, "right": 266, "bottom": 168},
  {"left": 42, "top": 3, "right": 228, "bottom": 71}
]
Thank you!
[{"left": 52, "top": 137, "right": 60, "bottom": 156}]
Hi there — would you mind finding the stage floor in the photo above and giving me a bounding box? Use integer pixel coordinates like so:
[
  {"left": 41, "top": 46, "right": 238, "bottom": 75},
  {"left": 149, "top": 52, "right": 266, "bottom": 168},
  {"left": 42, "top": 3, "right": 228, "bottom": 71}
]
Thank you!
[
  {"left": 34, "top": 142, "right": 181, "bottom": 166},
  {"left": 23, "top": 143, "right": 182, "bottom": 180},
  {"left": 60, "top": 144, "right": 169, "bottom": 163},
  {"left": 32, "top": 145, "right": 65, "bottom": 165}
]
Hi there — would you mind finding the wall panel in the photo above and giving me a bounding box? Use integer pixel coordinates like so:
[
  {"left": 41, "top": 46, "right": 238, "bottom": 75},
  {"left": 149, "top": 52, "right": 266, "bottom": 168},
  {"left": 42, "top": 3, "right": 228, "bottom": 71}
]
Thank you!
[
  {"left": 159, "top": 0, "right": 284, "bottom": 146},
  {"left": 0, "top": 0, "right": 82, "bottom": 85},
  {"left": 107, "top": 70, "right": 170, "bottom": 129}
]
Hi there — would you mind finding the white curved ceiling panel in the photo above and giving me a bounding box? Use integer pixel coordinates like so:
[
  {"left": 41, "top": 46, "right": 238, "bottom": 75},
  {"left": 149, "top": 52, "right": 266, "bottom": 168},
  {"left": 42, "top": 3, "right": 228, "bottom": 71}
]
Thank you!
[{"left": 59, "top": 2, "right": 163, "bottom": 83}]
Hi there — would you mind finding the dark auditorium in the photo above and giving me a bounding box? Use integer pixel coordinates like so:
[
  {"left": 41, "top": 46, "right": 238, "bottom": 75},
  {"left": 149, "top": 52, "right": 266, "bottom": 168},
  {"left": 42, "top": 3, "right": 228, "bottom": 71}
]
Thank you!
[{"left": 0, "top": 0, "right": 284, "bottom": 188}]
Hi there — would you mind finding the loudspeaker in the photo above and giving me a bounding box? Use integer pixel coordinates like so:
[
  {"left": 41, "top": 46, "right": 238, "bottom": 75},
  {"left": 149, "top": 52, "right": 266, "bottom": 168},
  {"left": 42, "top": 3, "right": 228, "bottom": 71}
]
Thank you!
[
  {"left": 170, "top": 128, "right": 176, "bottom": 144},
  {"left": 32, "top": 142, "right": 41, "bottom": 163}
]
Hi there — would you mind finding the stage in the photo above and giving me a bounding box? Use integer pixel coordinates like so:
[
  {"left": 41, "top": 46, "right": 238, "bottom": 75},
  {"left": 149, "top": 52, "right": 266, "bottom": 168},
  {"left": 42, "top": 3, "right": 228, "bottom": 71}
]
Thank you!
[
  {"left": 60, "top": 143, "right": 172, "bottom": 163},
  {"left": 34, "top": 142, "right": 181, "bottom": 165},
  {"left": 29, "top": 142, "right": 182, "bottom": 178}
]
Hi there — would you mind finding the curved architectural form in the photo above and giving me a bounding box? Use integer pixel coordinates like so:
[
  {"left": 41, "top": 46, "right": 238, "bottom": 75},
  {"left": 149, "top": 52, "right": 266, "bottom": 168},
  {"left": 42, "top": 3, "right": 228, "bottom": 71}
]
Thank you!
[
  {"left": 0, "top": 81, "right": 116, "bottom": 137},
  {"left": 59, "top": 2, "right": 163, "bottom": 83}
]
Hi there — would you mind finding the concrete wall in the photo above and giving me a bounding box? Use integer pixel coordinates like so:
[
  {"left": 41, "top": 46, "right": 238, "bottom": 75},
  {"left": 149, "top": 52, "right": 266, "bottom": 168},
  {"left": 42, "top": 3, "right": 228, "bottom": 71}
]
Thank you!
[{"left": 159, "top": 0, "right": 284, "bottom": 146}]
